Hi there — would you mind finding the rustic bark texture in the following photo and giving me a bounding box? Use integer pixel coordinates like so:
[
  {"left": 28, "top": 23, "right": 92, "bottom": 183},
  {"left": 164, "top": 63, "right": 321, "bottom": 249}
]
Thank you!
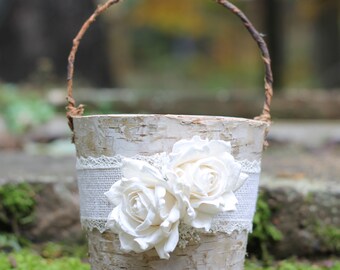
[
  {"left": 87, "top": 229, "right": 248, "bottom": 270},
  {"left": 73, "top": 114, "right": 268, "bottom": 160},
  {"left": 73, "top": 114, "right": 268, "bottom": 269}
]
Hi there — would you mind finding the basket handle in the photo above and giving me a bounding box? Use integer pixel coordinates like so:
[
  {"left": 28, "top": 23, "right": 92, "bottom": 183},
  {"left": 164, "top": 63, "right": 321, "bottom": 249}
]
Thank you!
[{"left": 66, "top": 0, "right": 273, "bottom": 132}]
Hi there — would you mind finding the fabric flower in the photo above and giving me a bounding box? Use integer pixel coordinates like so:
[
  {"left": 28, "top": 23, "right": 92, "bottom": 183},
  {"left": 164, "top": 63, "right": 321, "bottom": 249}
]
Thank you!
[
  {"left": 104, "top": 158, "right": 181, "bottom": 259},
  {"left": 105, "top": 136, "right": 248, "bottom": 259},
  {"left": 166, "top": 136, "right": 248, "bottom": 231}
]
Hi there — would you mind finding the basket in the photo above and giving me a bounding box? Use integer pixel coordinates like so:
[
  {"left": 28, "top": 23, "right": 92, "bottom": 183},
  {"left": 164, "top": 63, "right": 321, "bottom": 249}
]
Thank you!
[{"left": 66, "top": 1, "right": 273, "bottom": 269}]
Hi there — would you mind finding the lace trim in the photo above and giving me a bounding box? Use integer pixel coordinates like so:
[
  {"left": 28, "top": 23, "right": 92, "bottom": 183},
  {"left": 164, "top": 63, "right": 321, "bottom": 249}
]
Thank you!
[
  {"left": 238, "top": 159, "right": 261, "bottom": 174},
  {"left": 76, "top": 154, "right": 261, "bottom": 235},
  {"left": 81, "top": 219, "right": 253, "bottom": 235},
  {"left": 211, "top": 220, "right": 253, "bottom": 234},
  {"left": 76, "top": 155, "right": 261, "bottom": 174},
  {"left": 81, "top": 219, "right": 107, "bottom": 233}
]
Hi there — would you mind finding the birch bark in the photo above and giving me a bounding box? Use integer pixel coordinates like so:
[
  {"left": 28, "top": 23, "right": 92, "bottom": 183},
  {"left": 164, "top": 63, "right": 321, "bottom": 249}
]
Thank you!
[{"left": 74, "top": 114, "right": 268, "bottom": 270}]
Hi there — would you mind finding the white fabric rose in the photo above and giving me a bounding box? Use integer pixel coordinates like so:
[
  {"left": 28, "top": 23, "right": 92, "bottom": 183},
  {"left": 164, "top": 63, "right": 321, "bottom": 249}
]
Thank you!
[
  {"left": 104, "top": 136, "right": 248, "bottom": 259},
  {"left": 166, "top": 136, "right": 248, "bottom": 231},
  {"left": 104, "top": 158, "right": 181, "bottom": 259}
]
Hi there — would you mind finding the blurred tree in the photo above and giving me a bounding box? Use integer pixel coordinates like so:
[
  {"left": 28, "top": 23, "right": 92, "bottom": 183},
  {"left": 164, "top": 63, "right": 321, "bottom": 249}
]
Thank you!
[
  {"left": 262, "top": 0, "right": 286, "bottom": 90},
  {"left": 295, "top": 0, "right": 340, "bottom": 89},
  {"left": 102, "top": 4, "right": 132, "bottom": 88},
  {"left": 130, "top": 0, "right": 207, "bottom": 38},
  {"left": 312, "top": 0, "right": 340, "bottom": 89},
  {"left": 127, "top": 0, "right": 264, "bottom": 91},
  {"left": 0, "top": 0, "right": 114, "bottom": 87}
]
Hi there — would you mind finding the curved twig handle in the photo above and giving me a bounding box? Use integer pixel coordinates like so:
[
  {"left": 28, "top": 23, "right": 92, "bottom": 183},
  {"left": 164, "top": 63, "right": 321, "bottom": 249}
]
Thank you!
[
  {"left": 66, "top": 0, "right": 273, "bottom": 134},
  {"left": 66, "top": 0, "right": 123, "bottom": 133},
  {"left": 217, "top": 0, "right": 273, "bottom": 122}
]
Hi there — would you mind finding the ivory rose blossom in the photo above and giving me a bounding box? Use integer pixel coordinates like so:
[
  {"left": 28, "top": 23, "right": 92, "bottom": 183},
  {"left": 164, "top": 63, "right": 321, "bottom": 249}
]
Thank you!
[
  {"left": 105, "top": 136, "right": 248, "bottom": 259},
  {"left": 166, "top": 136, "right": 248, "bottom": 231},
  {"left": 104, "top": 158, "right": 181, "bottom": 259}
]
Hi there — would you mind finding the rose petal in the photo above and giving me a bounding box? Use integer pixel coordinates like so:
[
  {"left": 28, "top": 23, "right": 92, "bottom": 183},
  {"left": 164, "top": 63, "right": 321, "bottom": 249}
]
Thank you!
[
  {"left": 104, "top": 180, "right": 124, "bottom": 206},
  {"left": 155, "top": 221, "right": 179, "bottom": 259},
  {"left": 207, "top": 140, "right": 232, "bottom": 156},
  {"left": 106, "top": 207, "right": 120, "bottom": 232},
  {"left": 233, "top": 172, "right": 248, "bottom": 191},
  {"left": 135, "top": 227, "right": 164, "bottom": 249},
  {"left": 164, "top": 221, "right": 179, "bottom": 252},
  {"left": 117, "top": 206, "right": 141, "bottom": 236},
  {"left": 221, "top": 192, "right": 238, "bottom": 211},
  {"left": 134, "top": 236, "right": 150, "bottom": 251},
  {"left": 191, "top": 198, "right": 225, "bottom": 214},
  {"left": 187, "top": 211, "right": 213, "bottom": 231},
  {"left": 155, "top": 241, "right": 170, "bottom": 260},
  {"left": 119, "top": 232, "right": 144, "bottom": 253},
  {"left": 136, "top": 208, "right": 156, "bottom": 231},
  {"left": 122, "top": 158, "right": 164, "bottom": 185}
]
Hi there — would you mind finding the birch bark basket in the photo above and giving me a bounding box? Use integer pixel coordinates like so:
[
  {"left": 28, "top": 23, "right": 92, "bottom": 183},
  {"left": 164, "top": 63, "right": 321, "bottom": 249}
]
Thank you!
[
  {"left": 73, "top": 115, "right": 268, "bottom": 270},
  {"left": 66, "top": 1, "right": 274, "bottom": 269}
]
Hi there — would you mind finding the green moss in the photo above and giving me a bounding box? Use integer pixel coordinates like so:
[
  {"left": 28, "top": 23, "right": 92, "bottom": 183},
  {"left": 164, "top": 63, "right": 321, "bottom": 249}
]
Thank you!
[
  {"left": 245, "top": 259, "right": 340, "bottom": 270},
  {"left": 0, "top": 183, "right": 36, "bottom": 233},
  {"left": 248, "top": 192, "right": 283, "bottom": 263},
  {"left": 315, "top": 225, "right": 340, "bottom": 253},
  {"left": 40, "top": 242, "right": 88, "bottom": 260},
  {"left": 302, "top": 192, "right": 340, "bottom": 254},
  {"left": 0, "top": 249, "right": 90, "bottom": 270},
  {"left": 0, "top": 238, "right": 89, "bottom": 269}
]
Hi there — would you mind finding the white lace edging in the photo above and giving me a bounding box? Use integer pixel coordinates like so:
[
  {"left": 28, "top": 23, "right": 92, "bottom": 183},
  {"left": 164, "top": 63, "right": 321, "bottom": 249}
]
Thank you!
[
  {"left": 81, "top": 219, "right": 107, "bottom": 233},
  {"left": 211, "top": 220, "right": 253, "bottom": 234},
  {"left": 80, "top": 219, "right": 253, "bottom": 235},
  {"left": 76, "top": 154, "right": 261, "bottom": 174},
  {"left": 76, "top": 154, "right": 261, "bottom": 235},
  {"left": 238, "top": 159, "right": 261, "bottom": 174}
]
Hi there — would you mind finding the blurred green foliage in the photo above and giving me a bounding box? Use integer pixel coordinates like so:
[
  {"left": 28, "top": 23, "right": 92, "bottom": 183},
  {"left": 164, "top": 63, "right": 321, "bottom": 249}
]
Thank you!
[
  {"left": 0, "top": 234, "right": 22, "bottom": 252},
  {"left": 0, "top": 84, "right": 55, "bottom": 134},
  {"left": 0, "top": 249, "right": 339, "bottom": 270},
  {"left": 40, "top": 242, "right": 88, "bottom": 260}
]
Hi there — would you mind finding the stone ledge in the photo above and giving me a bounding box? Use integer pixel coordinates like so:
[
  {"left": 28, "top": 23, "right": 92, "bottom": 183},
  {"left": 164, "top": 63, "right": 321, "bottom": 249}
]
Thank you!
[
  {"left": 0, "top": 152, "right": 76, "bottom": 185},
  {"left": 260, "top": 175, "right": 340, "bottom": 258}
]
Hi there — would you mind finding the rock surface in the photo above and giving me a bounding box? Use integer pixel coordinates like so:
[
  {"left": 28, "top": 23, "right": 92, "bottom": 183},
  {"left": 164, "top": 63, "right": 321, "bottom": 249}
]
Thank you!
[
  {"left": 23, "top": 182, "right": 83, "bottom": 243},
  {"left": 52, "top": 88, "right": 340, "bottom": 119},
  {"left": 260, "top": 184, "right": 340, "bottom": 258},
  {"left": 0, "top": 116, "right": 22, "bottom": 150}
]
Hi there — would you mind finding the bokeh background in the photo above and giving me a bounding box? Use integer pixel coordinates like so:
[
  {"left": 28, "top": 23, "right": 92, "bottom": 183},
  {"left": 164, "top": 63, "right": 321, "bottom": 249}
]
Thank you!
[
  {"left": 0, "top": 0, "right": 339, "bottom": 269},
  {"left": 1, "top": 0, "right": 340, "bottom": 118}
]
